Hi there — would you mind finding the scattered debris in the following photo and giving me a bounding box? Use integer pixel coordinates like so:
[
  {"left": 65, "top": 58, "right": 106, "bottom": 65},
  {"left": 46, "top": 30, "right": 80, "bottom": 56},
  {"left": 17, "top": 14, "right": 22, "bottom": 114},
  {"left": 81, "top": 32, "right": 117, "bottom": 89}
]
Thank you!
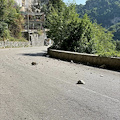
[
  {"left": 31, "top": 62, "right": 37, "bottom": 65},
  {"left": 71, "top": 60, "right": 73, "bottom": 63},
  {"left": 100, "top": 75, "right": 103, "bottom": 77},
  {"left": 99, "top": 64, "right": 106, "bottom": 69},
  {"left": 77, "top": 80, "right": 85, "bottom": 84}
]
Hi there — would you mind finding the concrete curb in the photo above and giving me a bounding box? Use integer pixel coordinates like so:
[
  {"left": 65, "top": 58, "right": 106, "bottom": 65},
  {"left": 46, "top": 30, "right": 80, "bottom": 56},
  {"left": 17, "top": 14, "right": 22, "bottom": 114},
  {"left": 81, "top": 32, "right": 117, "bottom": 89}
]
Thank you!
[{"left": 48, "top": 49, "right": 120, "bottom": 70}]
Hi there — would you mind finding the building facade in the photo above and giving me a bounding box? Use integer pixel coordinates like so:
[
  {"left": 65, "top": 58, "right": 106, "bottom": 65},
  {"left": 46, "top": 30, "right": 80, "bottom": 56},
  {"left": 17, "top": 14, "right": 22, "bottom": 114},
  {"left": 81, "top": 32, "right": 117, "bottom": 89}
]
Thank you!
[
  {"left": 15, "top": 0, "right": 49, "bottom": 7},
  {"left": 16, "top": 0, "right": 49, "bottom": 46}
]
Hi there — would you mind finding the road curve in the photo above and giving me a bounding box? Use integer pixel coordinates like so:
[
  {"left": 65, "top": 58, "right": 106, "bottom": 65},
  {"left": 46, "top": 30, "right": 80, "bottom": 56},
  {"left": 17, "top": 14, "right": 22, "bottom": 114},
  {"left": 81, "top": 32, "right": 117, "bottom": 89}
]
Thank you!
[{"left": 0, "top": 47, "right": 120, "bottom": 120}]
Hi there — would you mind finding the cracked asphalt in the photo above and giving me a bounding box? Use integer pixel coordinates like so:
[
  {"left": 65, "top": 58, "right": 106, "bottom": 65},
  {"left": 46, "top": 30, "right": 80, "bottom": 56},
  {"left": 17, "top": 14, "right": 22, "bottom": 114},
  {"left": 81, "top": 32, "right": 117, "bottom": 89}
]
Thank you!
[{"left": 0, "top": 46, "right": 120, "bottom": 120}]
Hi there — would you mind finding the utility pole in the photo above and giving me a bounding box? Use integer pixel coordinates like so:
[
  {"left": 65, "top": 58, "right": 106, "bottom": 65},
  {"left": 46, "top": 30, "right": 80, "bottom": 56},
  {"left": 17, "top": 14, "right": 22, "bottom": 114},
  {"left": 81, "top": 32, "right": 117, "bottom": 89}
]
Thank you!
[
  {"left": 21, "top": 0, "right": 30, "bottom": 43},
  {"left": 27, "top": 12, "right": 30, "bottom": 44},
  {"left": 27, "top": 0, "right": 32, "bottom": 45}
]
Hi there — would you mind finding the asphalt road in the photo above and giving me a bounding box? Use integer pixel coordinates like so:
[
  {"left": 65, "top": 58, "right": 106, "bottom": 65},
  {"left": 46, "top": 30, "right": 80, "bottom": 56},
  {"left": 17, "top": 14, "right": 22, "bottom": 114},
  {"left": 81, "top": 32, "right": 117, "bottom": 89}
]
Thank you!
[{"left": 0, "top": 47, "right": 120, "bottom": 120}]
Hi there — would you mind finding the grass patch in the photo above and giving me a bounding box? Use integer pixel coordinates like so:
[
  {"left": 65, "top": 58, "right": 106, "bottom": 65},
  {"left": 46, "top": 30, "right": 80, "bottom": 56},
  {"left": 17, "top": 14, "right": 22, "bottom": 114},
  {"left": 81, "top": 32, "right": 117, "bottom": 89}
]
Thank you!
[{"left": 9, "top": 37, "right": 27, "bottom": 42}]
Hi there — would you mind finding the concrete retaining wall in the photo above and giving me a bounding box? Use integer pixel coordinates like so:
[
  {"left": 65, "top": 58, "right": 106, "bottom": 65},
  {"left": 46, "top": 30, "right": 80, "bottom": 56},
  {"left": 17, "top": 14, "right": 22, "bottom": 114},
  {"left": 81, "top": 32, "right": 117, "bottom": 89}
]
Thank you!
[
  {"left": 0, "top": 41, "right": 29, "bottom": 48},
  {"left": 0, "top": 34, "right": 46, "bottom": 48},
  {"left": 48, "top": 49, "right": 120, "bottom": 70},
  {"left": 30, "top": 34, "right": 45, "bottom": 46}
]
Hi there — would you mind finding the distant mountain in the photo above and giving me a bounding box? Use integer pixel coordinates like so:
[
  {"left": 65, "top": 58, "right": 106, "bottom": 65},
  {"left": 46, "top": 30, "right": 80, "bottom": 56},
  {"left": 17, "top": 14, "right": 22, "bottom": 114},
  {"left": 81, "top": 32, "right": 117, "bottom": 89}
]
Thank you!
[{"left": 76, "top": 0, "right": 120, "bottom": 28}]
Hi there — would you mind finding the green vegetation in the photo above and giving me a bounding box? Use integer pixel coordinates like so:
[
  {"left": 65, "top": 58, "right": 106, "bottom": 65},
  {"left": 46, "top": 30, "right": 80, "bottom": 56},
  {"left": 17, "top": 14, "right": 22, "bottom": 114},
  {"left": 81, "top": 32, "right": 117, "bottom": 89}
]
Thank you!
[
  {"left": 76, "top": 0, "right": 120, "bottom": 44},
  {"left": 75, "top": 0, "right": 120, "bottom": 56},
  {"left": 46, "top": 0, "right": 119, "bottom": 57},
  {"left": 9, "top": 37, "right": 27, "bottom": 42},
  {"left": 108, "top": 23, "right": 120, "bottom": 53},
  {"left": 0, "top": 22, "right": 10, "bottom": 41},
  {"left": 76, "top": 0, "right": 120, "bottom": 28},
  {"left": 108, "top": 23, "right": 120, "bottom": 41},
  {"left": 0, "top": 0, "right": 24, "bottom": 41},
  {"left": 37, "top": 30, "right": 44, "bottom": 36}
]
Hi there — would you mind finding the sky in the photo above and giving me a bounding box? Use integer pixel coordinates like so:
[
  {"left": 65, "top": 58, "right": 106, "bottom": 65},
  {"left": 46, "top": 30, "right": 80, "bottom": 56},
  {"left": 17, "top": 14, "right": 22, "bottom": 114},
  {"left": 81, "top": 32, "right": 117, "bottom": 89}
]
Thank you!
[{"left": 63, "top": 0, "right": 87, "bottom": 5}]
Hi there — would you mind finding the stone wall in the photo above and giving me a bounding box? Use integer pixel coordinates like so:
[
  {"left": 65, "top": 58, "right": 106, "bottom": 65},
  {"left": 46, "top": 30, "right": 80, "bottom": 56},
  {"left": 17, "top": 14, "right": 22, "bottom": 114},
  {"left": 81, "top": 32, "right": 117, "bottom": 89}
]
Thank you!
[
  {"left": 0, "top": 41, "right": 29, "bottom": 48},
  {"left": 0, "top": 33, "right": 46, "bottom": 48}
]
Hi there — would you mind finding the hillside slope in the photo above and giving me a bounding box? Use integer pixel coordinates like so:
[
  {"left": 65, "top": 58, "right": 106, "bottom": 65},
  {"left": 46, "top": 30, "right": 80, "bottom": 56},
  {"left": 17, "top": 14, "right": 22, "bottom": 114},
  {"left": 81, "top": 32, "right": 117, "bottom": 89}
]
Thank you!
[
  {"left": 76, "top": 0, "right": 120, "bottom": 28},
  {"left": 108, "top": 23, "right": 120, "bottom": 40}
]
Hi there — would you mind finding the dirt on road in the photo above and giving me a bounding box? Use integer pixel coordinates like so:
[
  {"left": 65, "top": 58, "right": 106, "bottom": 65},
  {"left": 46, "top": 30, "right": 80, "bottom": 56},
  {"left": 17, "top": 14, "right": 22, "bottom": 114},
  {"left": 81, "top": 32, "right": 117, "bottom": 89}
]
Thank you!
[{"left": 0, "top": 47, "right": 120, "bottom": 120}]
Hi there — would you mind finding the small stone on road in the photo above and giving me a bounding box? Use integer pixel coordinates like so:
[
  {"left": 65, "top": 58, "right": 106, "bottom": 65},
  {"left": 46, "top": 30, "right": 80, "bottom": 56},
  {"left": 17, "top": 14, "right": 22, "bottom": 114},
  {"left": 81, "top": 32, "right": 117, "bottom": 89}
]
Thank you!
[
  {"left": 77, "top": 80, "right": 85, "bottom": 84},
  {"left": 31, "top": 62, "right": 37, "bottom": 65}
]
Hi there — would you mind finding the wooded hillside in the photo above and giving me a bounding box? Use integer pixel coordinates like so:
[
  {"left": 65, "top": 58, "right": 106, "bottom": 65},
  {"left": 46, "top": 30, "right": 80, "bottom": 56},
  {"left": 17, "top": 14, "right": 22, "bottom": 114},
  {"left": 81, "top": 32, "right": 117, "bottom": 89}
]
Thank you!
[
  {"left": 76, "top": 0, "right": 120, "bottom": 28},
  {"left": 76, "top": 0, "right": 120, "bottom": 41}
]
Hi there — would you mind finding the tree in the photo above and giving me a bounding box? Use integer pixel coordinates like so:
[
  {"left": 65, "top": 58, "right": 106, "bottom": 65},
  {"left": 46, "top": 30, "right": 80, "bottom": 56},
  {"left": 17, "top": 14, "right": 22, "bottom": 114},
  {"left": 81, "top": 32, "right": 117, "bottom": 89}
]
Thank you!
[
  {"left": 92, "top": 23, "right": 116, "bottom": 56},
  {"left": 76, "top": 0, "right": 120, "bottom": 28},
  {"left": 46, "top": 1, "right": 80, "bottom": 49},
  {"left": 108, "top": 22, "right": 120, "bottom": 41},
  {"left": 9, "top": 13, "right": 24, "bottom": 38},
  {"left": 46, "top": 1, "right": 117, "bottom": 57},
  {"left": 0, "top": 22, "right": 10, "bottom": 41},
  {"left": 0, "top": 0, "right": 24, "bottom": 40},
  {"left": 116, "top": 40, "right": 120, "bottom": 51}
]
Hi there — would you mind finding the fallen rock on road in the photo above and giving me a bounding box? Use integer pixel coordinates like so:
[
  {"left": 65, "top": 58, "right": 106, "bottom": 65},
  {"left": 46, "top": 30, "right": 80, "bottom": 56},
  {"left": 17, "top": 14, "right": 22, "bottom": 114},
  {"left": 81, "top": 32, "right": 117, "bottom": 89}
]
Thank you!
[{"left": 77, "top": 80, "right": 85, "bottom": 85}]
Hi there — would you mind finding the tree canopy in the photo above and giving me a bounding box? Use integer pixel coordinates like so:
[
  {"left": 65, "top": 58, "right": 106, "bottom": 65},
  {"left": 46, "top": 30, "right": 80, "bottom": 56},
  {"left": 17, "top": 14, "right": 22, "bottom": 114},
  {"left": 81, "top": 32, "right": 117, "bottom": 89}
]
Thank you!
[
  {"left": 108, "top": 22, "right": 120, "bottom": 40},
  {"left": 76, "top": 0, "right": 120, "bottom": 28},
  {"left": 46, "top": 0, "right": 118, "bottom": 57},
  {"left": 0, "top": 0, "right": 24, "bottom": 41}
]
